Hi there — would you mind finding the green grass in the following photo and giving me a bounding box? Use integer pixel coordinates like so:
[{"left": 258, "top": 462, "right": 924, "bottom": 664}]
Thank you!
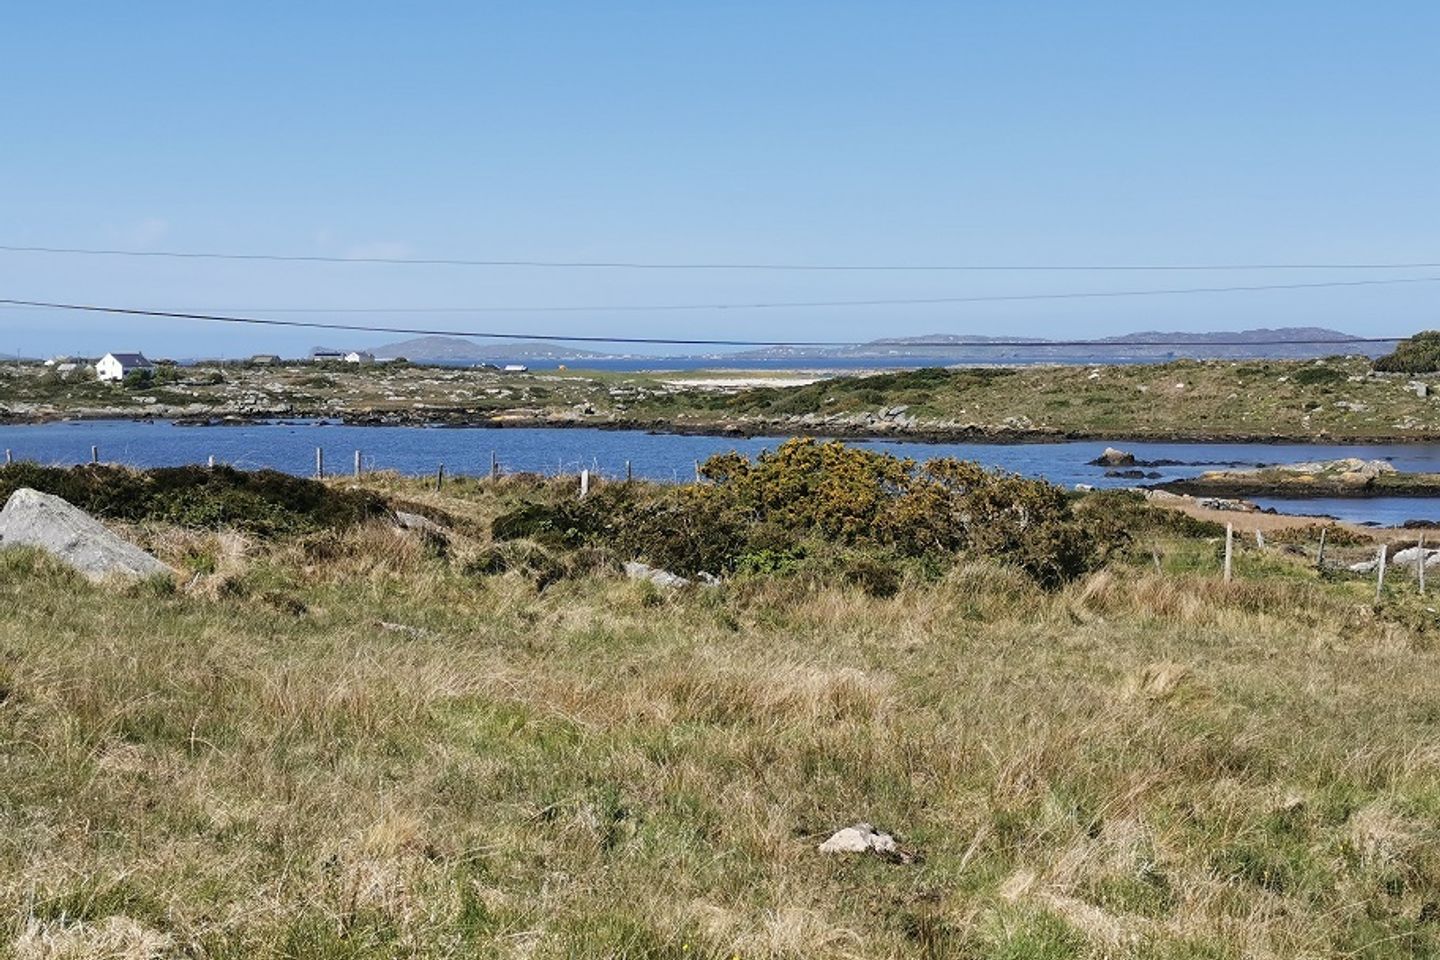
[
  {"left": 1, "top": 473, "right": 1439, "bottom": 957},
  {"left": 625, "top": 356, "right": 1440, "bottom": 440},
  {"left": 7, "top": 354, "right": 1440, "bottom": 441}
]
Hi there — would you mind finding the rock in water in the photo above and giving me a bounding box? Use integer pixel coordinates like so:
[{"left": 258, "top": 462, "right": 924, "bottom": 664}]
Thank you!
[
  {"left": 1091, "top": 447, "right": 1137, "bottom": 467},
  {"left": 0, "top": 488, "right": 172, "bottom": 581}
]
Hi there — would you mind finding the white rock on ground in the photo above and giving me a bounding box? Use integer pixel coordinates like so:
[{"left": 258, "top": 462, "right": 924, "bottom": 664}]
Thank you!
[
  {"left": 819, "top": 822, "right": 898, "bottom": 856},
  {"left": 394, "top": 510, "right": 444, "bottom": 534},
  {"left": 1388, "top": 546, "right": 1440, "bottom": 568},
  {"left": 0, "top": 488, "right": 172, "bottom": 581},
  {"left": 623, "top": 561, "right": 694, "bottom": 588}
]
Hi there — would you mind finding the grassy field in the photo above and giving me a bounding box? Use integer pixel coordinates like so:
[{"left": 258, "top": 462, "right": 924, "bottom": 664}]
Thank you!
[
  {"left": 2, "top": 471, "right": 1439, "bottom": 958},
  {"left": 629, "top": 357, "right": 1440, "bottom": 440},
  {"left": 6, "top": 354, "right": 1440, "bottom": 441}
]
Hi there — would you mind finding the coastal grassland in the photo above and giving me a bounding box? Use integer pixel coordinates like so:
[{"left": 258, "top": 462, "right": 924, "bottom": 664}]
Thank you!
[
  {"left": 629, "top": 356, "right": 1440, "bottom": 439},
  {"left": 2, "top": 476, "right": 1440, "bottom": 958},
  {"left": 7, "top": 354, "right": 1440, "bottom": 441}
]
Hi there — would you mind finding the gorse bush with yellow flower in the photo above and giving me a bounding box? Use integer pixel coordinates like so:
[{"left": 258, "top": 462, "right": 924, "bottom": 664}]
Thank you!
[{"left": 491, "top": 438, "right": 1124, "bottom": 587}]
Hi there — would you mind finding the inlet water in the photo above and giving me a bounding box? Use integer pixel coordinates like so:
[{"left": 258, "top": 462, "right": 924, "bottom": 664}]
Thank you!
[{"left": 3, "top": 419, "right": 1439, "bottom": 525}]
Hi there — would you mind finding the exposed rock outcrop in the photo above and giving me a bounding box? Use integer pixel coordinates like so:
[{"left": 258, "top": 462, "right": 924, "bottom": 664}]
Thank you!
[{"left": 0, "top": 488, "right": 172, "bottom": 580}]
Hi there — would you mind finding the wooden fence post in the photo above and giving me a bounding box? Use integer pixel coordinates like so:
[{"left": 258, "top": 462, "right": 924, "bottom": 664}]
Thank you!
[
  {"left": 91, "top": 445, "right": 98, "bottom": 464},
  {"left": 580, "top": 469, "right": 590, "bottom": 498},
  {"left": 625, "top": 460, "right": 633, "bottom": 483},
  {"left": 315, "top": 446, "right": 324, "bottom": 479},
  {"left": 490, "top": 451, "right": 499, "bottom": 481},
  {"left": 1419, "top": 534, "right": 1426, "bottom": 596},
  {"left": 435, "top": 463, "right": 445, "bottom": 491},
  {"left": 694, "top": 459, "right": 701, "bottom": 483},
  {"left": 1376, "top": 543, "right": 1388, "bottom": 602},
  {"left": 1316, "top": 528, "right": 1327, "bottom": 568},
  {"left": 1223, "top": 523, "right": 1234, "bottom": 582},
  {"left": 354, "top": 449, "right": 362, "bottom": 479},
  {"left": 4, "top": 449, "right": 11, "bottom": 465}
]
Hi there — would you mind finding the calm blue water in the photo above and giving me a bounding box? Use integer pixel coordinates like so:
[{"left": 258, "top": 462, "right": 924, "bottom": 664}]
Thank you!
[
  {"left": 2, "top": 419, "right": 1438, "bottom": 525},
  {"left": 433, "top": 352, "right": 1387, "bottom": 372},
  {"left": 437, "top": 356, "right": 1177, "bottom": 372}
]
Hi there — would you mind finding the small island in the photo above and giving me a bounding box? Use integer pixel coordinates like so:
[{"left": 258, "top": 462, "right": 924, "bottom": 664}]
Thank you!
[{"left": 1159, "top": 458, "right": 1440, "bottom": 499}]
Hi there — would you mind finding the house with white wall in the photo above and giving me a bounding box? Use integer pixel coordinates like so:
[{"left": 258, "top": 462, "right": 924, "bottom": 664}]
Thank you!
[{"left": 95, "top": 352, "right": 155, "bottom": 382}]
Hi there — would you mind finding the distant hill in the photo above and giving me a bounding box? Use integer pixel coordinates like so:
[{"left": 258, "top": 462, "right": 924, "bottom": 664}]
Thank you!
[
  {"left": 367, "top": 336, "right": 608, "bottom": 363},
  {"left": 735, "top": 327, "right": 1389, "bottom": 362}
]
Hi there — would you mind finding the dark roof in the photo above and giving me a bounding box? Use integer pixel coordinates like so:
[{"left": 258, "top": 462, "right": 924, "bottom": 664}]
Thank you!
[{"left": 107, "top": 352, "right": 152, "bottom": 365}]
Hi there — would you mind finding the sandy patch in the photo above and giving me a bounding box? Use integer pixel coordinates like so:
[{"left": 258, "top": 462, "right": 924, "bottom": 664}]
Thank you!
[{"left": 660, "top": 376, "right": 826, "bottom": 389}]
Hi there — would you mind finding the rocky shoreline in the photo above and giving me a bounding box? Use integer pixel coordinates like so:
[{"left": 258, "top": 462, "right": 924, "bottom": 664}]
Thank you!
[
  {"left": 1157, "top": 458, "right": 1440, "bottom": 499},
  {"left": 7, "top": 404, "right": 1440, "bottom": 446}
]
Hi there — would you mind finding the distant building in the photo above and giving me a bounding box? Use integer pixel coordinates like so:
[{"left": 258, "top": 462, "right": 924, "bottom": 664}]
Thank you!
[
  {"left": 96, "top": 352, "right": 155, "bottom": 382},
  {"left": 250, "top": 354, "right": 282, "bottom": 365},
  {"left": 311, "top": 350, "right": 345, "bottom": 362},
  {"left": 502, "top": 363, "right": 529, "bottom": 373},
  {"left": 345, "top": 351, "right": 375, "bottom": 364}
]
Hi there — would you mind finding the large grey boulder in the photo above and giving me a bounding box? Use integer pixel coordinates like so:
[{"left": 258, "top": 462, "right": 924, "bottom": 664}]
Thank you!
[{"left": 0, "top": 488, "right": 172, "bottom": 581}]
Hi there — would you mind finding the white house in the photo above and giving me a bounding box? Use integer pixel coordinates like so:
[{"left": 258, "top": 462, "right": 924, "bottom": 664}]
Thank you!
[
  {"left": 96, "top": 352, "right": 155, "bottom": 382},
  {"left": 502, "top": 363, "right": 529, "bottom": 373},
  {"left": 344, "top": 351, "right": 375, "bottom": 364}
]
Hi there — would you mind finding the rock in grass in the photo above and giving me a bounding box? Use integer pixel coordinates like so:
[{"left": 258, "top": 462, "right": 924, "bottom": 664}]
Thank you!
[
  {"left": 624, "top": 561, "right": 694, "bottom": 589},
  {"left": 1388, "top": 546, "right": 1440, "bottom": 568},
  {"left": 0, "top": 487, "right": 172, "bottom": 581},
  {"left": 818, "top": 822, "right": 917, "bottom": 862},
  {"left": 395, "top": 510, "right": 444, "bottom": 534}
]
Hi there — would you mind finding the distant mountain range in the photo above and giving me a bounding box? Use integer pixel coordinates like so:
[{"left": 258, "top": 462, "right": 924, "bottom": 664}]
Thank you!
[
  {"left": 308, "top": 327, "right": 1396, "bottom": 366},
  {"left": 737, "top": 327, "right": 1393, "bottom": 362}
]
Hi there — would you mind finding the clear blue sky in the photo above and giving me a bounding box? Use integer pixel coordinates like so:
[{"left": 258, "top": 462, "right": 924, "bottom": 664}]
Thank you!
[{"left": 1, "top": 3, "right": 1437, "bottom": 357}]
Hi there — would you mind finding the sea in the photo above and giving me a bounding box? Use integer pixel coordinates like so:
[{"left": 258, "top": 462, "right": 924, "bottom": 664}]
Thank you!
[{"left": 2, "top": 419, "right": 1438, "bottom": 526}]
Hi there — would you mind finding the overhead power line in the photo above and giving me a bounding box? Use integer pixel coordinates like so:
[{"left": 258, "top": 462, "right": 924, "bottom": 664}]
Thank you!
[
  {"left": 3, "top": 242, "right": 1440, "bottom": 272},
  {"left": 2, "top": 274, "right": 1436, "bottom": 320},
  {"left": 0, "top": 297, "right": 1409, "bottom": 348}
]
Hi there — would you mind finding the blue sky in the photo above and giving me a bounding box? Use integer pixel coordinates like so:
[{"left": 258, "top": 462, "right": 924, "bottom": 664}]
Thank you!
[{"left": 1, "top": 3, "right": 1437, "bottom": 357}]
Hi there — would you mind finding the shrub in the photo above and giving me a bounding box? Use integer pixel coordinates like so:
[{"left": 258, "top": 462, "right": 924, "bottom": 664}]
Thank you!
[
  {"left": 1292, "top": 365, "right": 1346, "bottom": 386},
  {"left": 486, "top": 441, "right": 1121, "bottom": 587},
  {"left": 840, "top": 554, "right": 903, "bottom": 598},
  {"left": 1374, "top": 332, "right": 1440, "bottom": 373},
  {"left": 1074, "top": 489, "right": 1225, "bottom": 538},
  {"left": 465, "top": 539, "right": 615, "bottom": 589},
  {"left": 699, "top": 439, "right": 1121, "bottom": 587},
  {"left": 0, "top": 464, "right": 388, "bottom": 536}
]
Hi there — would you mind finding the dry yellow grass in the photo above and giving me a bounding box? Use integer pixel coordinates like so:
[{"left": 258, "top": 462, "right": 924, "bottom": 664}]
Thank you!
[{"left": 1, "top": 491, "right": 1438, "bottom": 958}]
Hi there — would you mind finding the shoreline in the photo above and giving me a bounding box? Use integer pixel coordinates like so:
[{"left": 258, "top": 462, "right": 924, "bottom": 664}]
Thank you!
[{"left": 5, "top": 408, "right": 1440, "bottom": 447}]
